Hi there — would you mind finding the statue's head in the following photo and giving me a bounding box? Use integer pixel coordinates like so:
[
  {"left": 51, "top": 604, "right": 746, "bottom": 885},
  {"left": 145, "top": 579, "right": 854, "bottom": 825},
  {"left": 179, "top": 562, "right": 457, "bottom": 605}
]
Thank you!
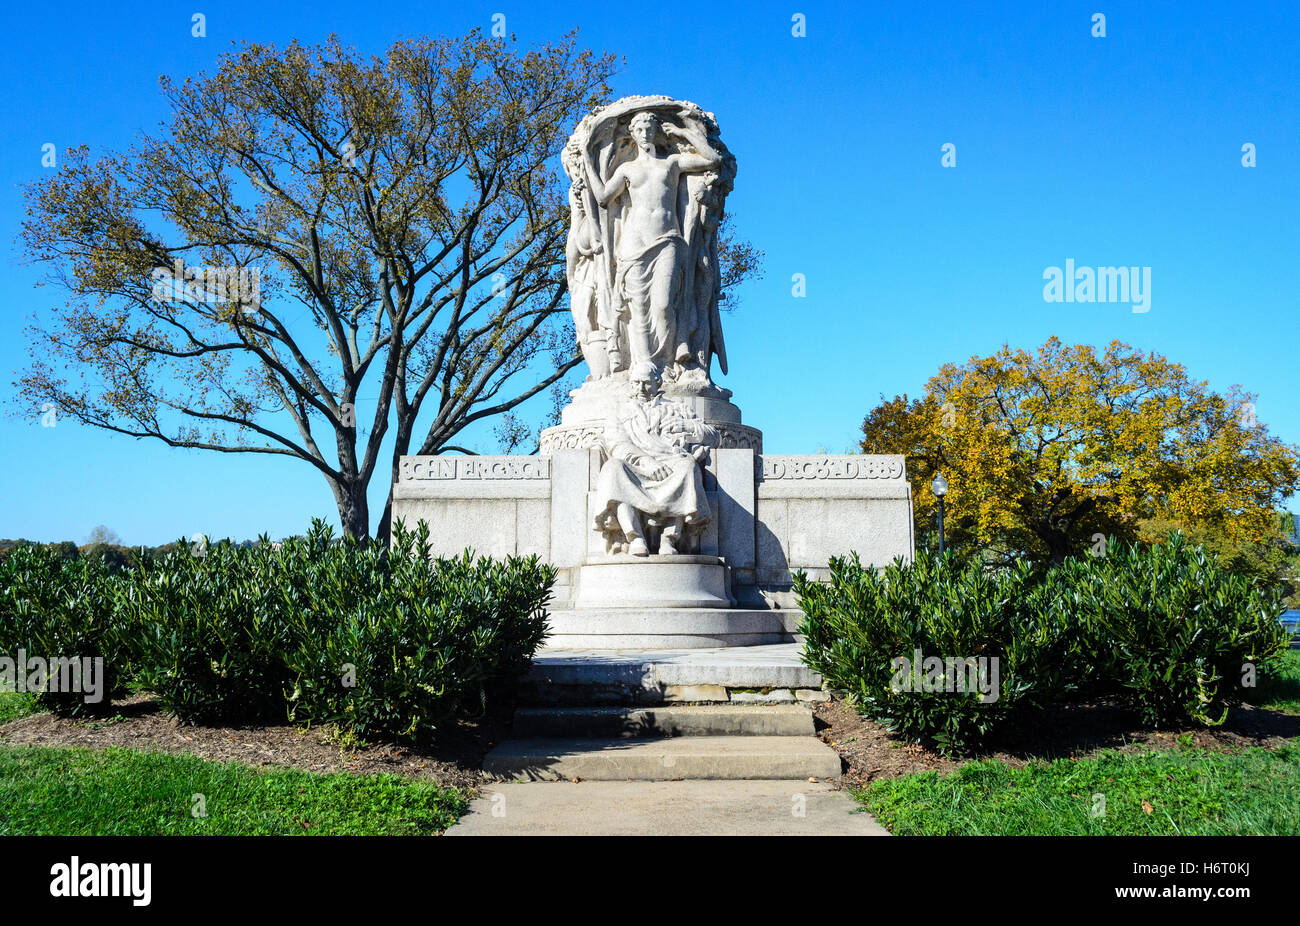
[
  {"left": 628, "top": 361, "right": 662, "bottom": 400},
  {"left": 628, "top": 112, "right": 661, "bottom": 153}
]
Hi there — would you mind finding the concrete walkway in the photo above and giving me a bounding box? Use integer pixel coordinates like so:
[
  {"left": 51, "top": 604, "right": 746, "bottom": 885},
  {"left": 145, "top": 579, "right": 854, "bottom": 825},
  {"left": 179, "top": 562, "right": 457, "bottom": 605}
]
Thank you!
[{"left": 446, "top": 780, "right": 890, "bottom": 836}]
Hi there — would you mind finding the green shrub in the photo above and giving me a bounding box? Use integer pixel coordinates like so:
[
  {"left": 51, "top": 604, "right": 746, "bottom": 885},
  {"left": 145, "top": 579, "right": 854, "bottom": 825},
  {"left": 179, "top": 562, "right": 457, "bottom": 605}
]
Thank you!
[
  {"left": 796, "top": 554, "right": 1074, "bottom": 754},
  {"left": 797, "top": 534, "right": 1290, "bottom": 754},
  {"left": 1061, "top": 533, "right": 1289, "bottom": 726},
  {"left": 282, "top": 521, "right": 554, "bottom": 742},
  {"left": 0, "top": 543, "right": 130, "bottom": 716},
  {"left": 123, "top": 536, "right": 297, "bottom": 724},
  {"left": 121, "top": 520, "right": 553, "bottom": 740},
  {"left": 78, "top": 543, "right": 140, "bottom": 573}
]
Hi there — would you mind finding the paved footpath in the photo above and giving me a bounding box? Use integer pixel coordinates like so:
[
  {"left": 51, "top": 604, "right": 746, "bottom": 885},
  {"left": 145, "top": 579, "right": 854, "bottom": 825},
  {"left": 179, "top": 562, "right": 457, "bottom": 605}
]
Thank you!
[{"left": 446, "top": 779, "right": 890, "bottom": 836}]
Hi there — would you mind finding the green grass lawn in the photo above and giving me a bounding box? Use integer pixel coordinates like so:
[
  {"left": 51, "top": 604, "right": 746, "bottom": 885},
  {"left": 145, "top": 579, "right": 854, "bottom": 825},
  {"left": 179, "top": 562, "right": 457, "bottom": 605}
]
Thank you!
[
  {"left": 0, "top": 691, "right": 39, "bottom": 724},
  {"left": 0, "top": 744, "right": 469, "bottom": 835},
  {"left": 858, "top": 742, "right": 1300, "bottom": 835},
  {"left": 858, "top": 647, "right": 1300, "bottom": 835}
]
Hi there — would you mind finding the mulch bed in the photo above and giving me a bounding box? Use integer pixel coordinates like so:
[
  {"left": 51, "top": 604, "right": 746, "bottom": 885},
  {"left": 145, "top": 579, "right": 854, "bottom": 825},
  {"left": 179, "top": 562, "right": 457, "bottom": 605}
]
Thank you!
[
  {"left": 813, "top": 697, "right": 1300, "bottom": 789},
  {"left": 7, "top": 692, "right": 1296, "bottom": 794},
  {"left": 0, "top": 693, "right": 509, "bottom": 791}
]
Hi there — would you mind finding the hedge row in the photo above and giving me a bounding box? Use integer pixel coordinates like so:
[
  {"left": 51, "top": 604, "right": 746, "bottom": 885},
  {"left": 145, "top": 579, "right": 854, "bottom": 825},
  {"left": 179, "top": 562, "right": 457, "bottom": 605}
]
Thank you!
[
  {"left": 0, "top": 521, "right": 553, "bottom": 743},
  {"left": 796, "top": 534, "right": 1290, "bottom": 755}
]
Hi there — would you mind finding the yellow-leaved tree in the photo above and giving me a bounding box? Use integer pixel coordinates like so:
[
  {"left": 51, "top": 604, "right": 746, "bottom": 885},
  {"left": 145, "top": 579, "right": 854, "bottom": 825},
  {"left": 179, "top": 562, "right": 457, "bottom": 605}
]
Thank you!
[{"left": 861, "top": 337, "right": 1300, "bottom": 564}]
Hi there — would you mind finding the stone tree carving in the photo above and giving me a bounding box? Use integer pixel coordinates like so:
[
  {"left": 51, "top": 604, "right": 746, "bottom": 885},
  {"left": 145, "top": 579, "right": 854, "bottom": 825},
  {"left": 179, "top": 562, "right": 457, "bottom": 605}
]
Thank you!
[
  {"left": 594, "top": 362, "right": 721, "bottom": 556},
  {"left": 563, "top": 96, "right": 736, "bottom": 392}
]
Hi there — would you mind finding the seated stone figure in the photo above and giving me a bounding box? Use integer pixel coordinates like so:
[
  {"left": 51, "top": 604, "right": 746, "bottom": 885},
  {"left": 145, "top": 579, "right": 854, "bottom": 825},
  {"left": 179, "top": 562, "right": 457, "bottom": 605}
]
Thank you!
[{"left": 595, "top": 362, "right": 721, "bottom": 556}]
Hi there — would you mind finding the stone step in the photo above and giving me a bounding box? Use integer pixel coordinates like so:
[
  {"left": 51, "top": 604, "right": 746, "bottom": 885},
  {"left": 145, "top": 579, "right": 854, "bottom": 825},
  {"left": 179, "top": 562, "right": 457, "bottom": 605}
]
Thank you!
[
  {"left": 483, "top": 735, "right": 843, "bottom": 781},
  {"left": 512, "top": 704, "right": 816, "bottom": 738},
  {"left": 544, "top": 607, "right": 800, "bottom": 648},
  {"left": 522, "top": 643, "right": 824, "bottom": 704}
]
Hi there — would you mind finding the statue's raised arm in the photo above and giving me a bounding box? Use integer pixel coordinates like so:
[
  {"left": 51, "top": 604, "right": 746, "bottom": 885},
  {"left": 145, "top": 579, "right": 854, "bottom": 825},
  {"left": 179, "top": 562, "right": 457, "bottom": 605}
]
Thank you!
[{"left": 662, "top": 120, "right": 723, "bottom": 174}]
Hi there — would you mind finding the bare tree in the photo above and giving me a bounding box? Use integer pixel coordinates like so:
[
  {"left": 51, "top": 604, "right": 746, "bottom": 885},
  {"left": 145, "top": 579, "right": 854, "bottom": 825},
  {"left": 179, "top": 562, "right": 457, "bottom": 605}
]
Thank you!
[{"left": 19, "top": 32, "right": 761, "bottom": 539}]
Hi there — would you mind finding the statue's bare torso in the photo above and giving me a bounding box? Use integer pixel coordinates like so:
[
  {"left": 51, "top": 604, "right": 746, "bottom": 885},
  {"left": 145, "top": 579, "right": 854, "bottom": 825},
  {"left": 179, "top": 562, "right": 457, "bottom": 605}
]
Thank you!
[{"left": 612, "top": 154, "right": 684, "bottom": 257}]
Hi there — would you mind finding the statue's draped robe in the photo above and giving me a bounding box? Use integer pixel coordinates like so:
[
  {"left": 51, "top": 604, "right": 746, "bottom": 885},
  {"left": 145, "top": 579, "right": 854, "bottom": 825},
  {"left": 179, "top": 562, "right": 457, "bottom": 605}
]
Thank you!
[
  {"left": 615, "top": 233, "right": 686, "bottom": 370},
  {"left": 595, "top": 396, "right": 719, "bottom": 533}
]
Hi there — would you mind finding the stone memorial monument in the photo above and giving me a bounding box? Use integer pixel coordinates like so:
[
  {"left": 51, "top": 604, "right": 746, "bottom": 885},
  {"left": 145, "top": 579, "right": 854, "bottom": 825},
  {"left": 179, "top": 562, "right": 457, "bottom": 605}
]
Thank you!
[{"left": 392, "top": 95, "right": 914, "bottom": 648}]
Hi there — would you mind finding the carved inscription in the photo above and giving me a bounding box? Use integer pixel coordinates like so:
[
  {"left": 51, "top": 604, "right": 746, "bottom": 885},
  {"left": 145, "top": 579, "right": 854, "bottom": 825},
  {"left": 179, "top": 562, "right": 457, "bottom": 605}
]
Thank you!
[
  {"left": 759, "top": 455, "right": 904, "bottom": 481},
  {"left": 401, "top": 456, "right": 550, "bottom": 481}
]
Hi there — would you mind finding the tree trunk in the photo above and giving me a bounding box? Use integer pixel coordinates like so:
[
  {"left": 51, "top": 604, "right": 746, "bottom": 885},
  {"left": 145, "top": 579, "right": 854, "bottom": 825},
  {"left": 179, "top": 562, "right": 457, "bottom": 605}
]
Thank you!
[
  {"left": 331, "top": 475, "right": 370, "bottom": 540},
  {"left": 375, "top": 492, "right": 395, "bottom": 546},
  {"left": 375, "top": 419, "right": 416, "bottom": 546},
  {"left": 1045, "top": 533, "right": 1072, "bottom": 565}
]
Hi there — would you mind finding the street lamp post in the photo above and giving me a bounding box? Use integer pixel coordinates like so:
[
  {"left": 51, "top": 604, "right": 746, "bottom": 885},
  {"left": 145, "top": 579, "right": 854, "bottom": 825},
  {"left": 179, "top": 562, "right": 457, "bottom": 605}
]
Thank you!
[{"left": 931, "top": 472, "right": 949, "bottom": 555}]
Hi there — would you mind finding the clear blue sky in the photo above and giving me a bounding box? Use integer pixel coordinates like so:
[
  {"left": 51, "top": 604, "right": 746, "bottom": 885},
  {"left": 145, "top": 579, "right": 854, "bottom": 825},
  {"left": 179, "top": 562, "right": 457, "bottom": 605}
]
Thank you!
[{"left": 1, "top": 0, "right": 1297, "bottom": 545}]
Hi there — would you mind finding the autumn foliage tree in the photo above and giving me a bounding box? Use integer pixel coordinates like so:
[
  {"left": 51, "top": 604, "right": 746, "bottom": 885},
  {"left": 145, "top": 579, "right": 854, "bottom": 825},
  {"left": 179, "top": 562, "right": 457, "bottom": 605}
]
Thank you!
[
  {"left": 17, "top": 31, "right": 762, "bottom": 539},
  {"left": 861, "top": 338, "right": 1300, "bottom": 565}
]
